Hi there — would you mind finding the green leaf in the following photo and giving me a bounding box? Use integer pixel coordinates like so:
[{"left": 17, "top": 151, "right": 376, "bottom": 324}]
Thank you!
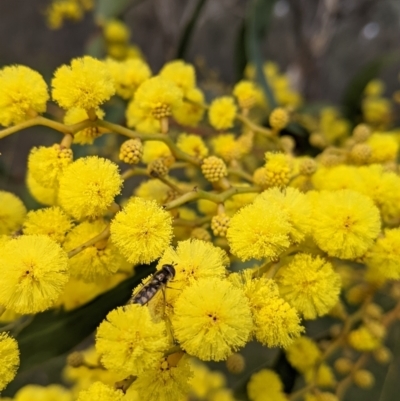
[
  {"left": 235, "top": 21, "right": 247, "bottom": 81},
  {"left": 94, "top": 0, "right": 132, "bottom": 21},
  {"left": 85, "top": 33, "right": 106, "bottom": 59},
  {"left": 341, "top": 53, "right": 399, "bottom": 121},
  {"left": 15, "top": 265, "right": 154, "bottom": 373},
  {"left": 245, "top": 0, "right": 277, "bottom": 109},
  {"left": 176, "top": 0, "right": 207, "bottom": 59}
]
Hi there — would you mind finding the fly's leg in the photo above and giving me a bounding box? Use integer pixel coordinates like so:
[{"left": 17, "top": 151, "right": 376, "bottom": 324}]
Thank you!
[{"left": 162, "top": 286, "right": 176, "bottom": 344}]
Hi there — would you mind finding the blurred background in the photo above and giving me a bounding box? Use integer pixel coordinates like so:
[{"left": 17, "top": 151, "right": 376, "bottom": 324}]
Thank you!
[
  {"left": 1, "top": 1, "right": 400, "bottom": 399},
  {"left": 1, "top": 0, "right": 400, "bottom": 198}
]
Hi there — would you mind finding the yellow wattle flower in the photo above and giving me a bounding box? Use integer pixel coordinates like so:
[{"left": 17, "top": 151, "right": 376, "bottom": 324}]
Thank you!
[
  {"left": 172, "top": 277, "right": 253, "bottom": 361},
  {"left": 311, "top": 189, "right": 381, "bottom": 259},
  {"left": 0, "top": 235, "right": 69, "bottom": 314},
  {"left": 58, "top": 156, "right": 123, "bottom": 220},
  {"left": 0, "top": 65, "right": 49, "bottom": 126},
  {"left": 208, "top": 96, "right": 237, "bottom": 131},
  {"left": 52, "top": 56, "right": 115, "bottom": 110},
  {"left": 0, "top": 191, "right": 27, "bottom": 235},
  {"left": 110, "top": 197, "right": 173, "bottom": 264},
  {"left": 96, "top": 305, "right": 169, "bottom": 376},
  {"left": 0, "top": 333, "right": 20, "bottom": 391}
]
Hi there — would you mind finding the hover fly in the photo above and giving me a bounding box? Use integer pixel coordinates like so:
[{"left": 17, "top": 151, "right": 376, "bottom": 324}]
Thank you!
[{"left": 127, "top": 264, "right": 176, "bottom": 306}]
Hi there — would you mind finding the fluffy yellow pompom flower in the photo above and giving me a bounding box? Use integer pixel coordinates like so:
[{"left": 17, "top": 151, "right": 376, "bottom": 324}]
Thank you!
[
  {"left": 367, "top": 133, "right": 399, "bottom": 163},
  {"left": 262, "top": 152, "right": 292, "bottom": 188},
  {"left": 174, "top": 87, "right": 205, "bottom": 127},
  {"left": 110, "top": 197, "right": 173, "bottom": 264},
  {"left": 227, "top": 201, "right": 292, "bottom": 261},
  {"left": 52, "top": 56, "right": 115, "bottom": 110},
  {"left": 0, "top": 191, "right": 26, "bottom": 235},
  {"left": 0, "top": 235, "right": 69, "bottom": 313},
  {"left": 304, "top": 364, "right": 336, "bottom": 388},
  {"left": 160, "top": 60, "right": 196, "bottom": 95},
  {"left": 26, "top": 171, "right": 57, "bottom": 206},
  {"left": 366, "top": 228, "right": 400, "bottom": 280},
  {"left": 233, "top": 80, "right": 258, "bottom": 110},
  {"left": 104, "top": 19, "right": 130, "bottom": 43},
  {"left": 157, "top": 239, "right": 228, "bottom": 303},
  {"left": 142, "top": 141, "right": 172, "bottom": 164},
  {"left": 77, "top": 382, "right": 124, "bottom": 401},
  {"left": 277, "top": 253, "right": 342, "bottom": 319},
  {"left": 177, "top": 133, "right": 209, "bottom": 159},
  {"left": 134, "top": 76, "right": 183, "bottom": 120},
  {"left": 173, "top": 277, "right": 253, "bottom": 361},
  {"left": 46, "top": 0, "right": 84, "bottom": 30},
  {"left": 232, "top": 274, "right": 300, "bottom": 349},
  {"left": 22, "top": 206, "right": 72, "bottom": 244},
  {"left": 64, "top": 220, "right": 126, "bottom": 282},
  {"left": 255, "top": 187, "right": 311, "bottom": 243},
  {"left": 269, "top": 107, "right": 290, "bottom": 131},
  {"left": 311, "top": 189, "right": 381, "bottom": 259},
  {"left": 0, "top": 333, "right": 20, "bottom": 391},
  {"left": 58, "top": 156, "right": 122, "bottom": 220},
  {"left": 211, "top": 133, "right": 243, "bottom": 162},
  {"left": 96, "top": 305, "right": 168, "bottom": 376},
  {"left": 208, "top": 97, "right": 237, "bottom": 130},
  {"left": 64, "top": 108, "right": 105, "bottom": 145},
  {"left": 285, "top": 337, "right": 321, "bottom": 373},
  {"left": 28, "top": 144, "right": 73, "bottom": 189},
  {"left": 189, "top": 359, "right": 226, "bottom": 398},
  {"left": 130, "top": 354, "right": 192, "bottom": 401},
  {"left": 126, "top": 98, "right": 161, "bottom": 133},
  {"left": 247, "top": 369, "right": 286, "bottom": 401},
  {"left": 0, "top": 65, "right": 49, "bottom": 126},
  {"left": 348, "top": 326, "right": 381, "bottom": 352},
  {"left": 254, "top": 295, "right": 304, "bottom": 348},
  {"left": 135, "top": 179, "right": 171, "bottom": 204},
  {"left": 106, "top": 58, "right": 151, "bottom": 99},
  {"left": 13, "top": 384, "right": 72, "bottom": 401}
]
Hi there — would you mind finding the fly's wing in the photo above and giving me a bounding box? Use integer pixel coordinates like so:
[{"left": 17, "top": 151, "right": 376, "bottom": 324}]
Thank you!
[{"left": 127, "top": 272, "right": 155, "bottom": 305}]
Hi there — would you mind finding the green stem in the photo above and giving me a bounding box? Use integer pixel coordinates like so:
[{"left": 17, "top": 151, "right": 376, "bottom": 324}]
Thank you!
[
  {"left": 227, "top": 167, "right": 254, "bottom": 182},
  {"left": 157, "top": 175, "right": 186, "bottom": 194},
  {"left": 163, "top": 185, "right": 261, "bottom": 210},
  {"left": 68, "top": 226, "right": 110, "bottom": 258},
  {"left": 0, "top": 116, "right": 93, "bottom": 139},
  {"left": 96, "top": 120, "right": 201, "bottom": 166},
  {"left": 236, "top": 114, "right": 273, "bottom": 137},
  {"left": 164, "top": 345, "right": 182, "bottom": 357},
  {"left": 173, "top": 216, "right": 211, "bottom": 227},
  {"left": 289, "top": 384, "right": 314, "bottom": 401},
  {"left": 121, "top": 167, "right": 148, "bottom": 180}
]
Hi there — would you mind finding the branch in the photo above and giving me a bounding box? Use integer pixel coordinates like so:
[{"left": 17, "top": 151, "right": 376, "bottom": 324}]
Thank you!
[
  {"left": 96, "top": 120, "right": 201, "bottom": 166},
  {"left": 163, "top": 185, "right": 261, "bottom": 210},
  {"left": 0, "top": 116, "right": 94, "bottom": 139},
  {"left": 67, "top": 226, "right": 110, "bottom": 258}
]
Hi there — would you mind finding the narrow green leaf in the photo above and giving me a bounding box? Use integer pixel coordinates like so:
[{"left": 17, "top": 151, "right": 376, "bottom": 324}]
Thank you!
[
  {"left": 176, "top": 0, "right": 207, "bottom": 59},
  {"left": 94, "top": 0, "right": 132, "bottom": 21},
  {"left": 341, "top": 53, "right": 399, "bottom": 121},
  {"left": 235, "top": 21, "right": 247, "bottom": 81},
  {"left": 85, "top": 33, "right": 106, "bottom": 58},
  {"left": 16, "top": 265, "right": 154, "bottom": 372},
  {"left": 245, "top": 0, "right": 277, "bottom": 109}
]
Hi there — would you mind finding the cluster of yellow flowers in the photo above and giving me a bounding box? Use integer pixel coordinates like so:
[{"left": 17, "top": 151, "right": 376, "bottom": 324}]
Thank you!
[{"left": 0, "top": 51, "right": 399, "bottom": 401}]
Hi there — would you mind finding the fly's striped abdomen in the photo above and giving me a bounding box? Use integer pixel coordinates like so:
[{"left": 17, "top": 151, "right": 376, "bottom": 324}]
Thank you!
[{"left": 128, "top": 264, "right": 176, "bottom": 306}]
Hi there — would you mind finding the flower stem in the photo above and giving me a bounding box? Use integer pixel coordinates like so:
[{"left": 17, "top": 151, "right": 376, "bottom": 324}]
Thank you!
[
  {"left": 96, "top": 120, "right": 201, "bottom": 166},
  {"left": 163, "top": 185, "right": 261, "bottom": 210},
  {"left": 68, "top": 226, "right": 110, "bottom": 258},
  {"left": 236, "top": 114, "right": 273, "bottom": 137}
]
